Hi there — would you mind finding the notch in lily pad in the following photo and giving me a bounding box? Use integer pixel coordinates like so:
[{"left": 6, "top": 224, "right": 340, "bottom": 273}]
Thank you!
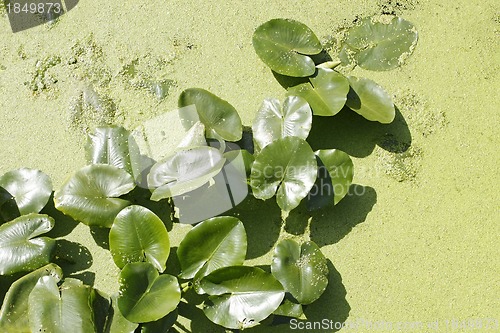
[
  {"left": 253, "top": 18, "right": 323, "bottom": 77},
  {"left": 339, "top": 15, "right": 418, "bottom": 71}
]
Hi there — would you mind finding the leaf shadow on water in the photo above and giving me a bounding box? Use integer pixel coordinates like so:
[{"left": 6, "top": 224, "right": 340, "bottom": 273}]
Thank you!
[
  {"left": 42, "top": 192, "right": 80, "bottom": 238},
  {"left": 53, "top": 239, "right": 95, "bottom": 286},
  {"left": 307, "top": 105, "right": 411, "bottom": 158}
]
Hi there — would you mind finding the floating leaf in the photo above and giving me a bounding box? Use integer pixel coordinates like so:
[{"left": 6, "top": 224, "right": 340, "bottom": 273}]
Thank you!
[
  {"left": 105, "top": 294, "right": 138, "bottom": 333},
  {"left": 287, "top": 68, "right": 350, "bottom": 116},
  {"left": 178, "top": 217, "right": 246, "bottom": 282},
  {"left": 200, "top": 266, "right": 285, "bottom": 329},
  {"left": 0, "top": 263, "right": 62, "bottom": 332},
  {"left": 340, "top": 16, "right": 418, "bottom": 71},
  {"left": 28, "top": 277, "right": 96, "bottom": 333},
  {"left": 118, "top": 262, "right": 181, "bottom": 323},
  {"left": 54, "top": 164, "right": 135, "bottom": 228},
  {"left": 148, "top": 146, "right": 225, "bottom": 201},
  {"left": 273, "top": 298, "right": 304, "bottom": 318},
  {"left": 253, "top": 19, "right": 323, "bottom": 77},
  {"left": 86, "top": 126, "right": 142, "bottom": 180},
  {"left": 346, "top": 76, "right": 395, "bottom": 123},
  {"left": 250, "top": 137, "right": 317, "bottom": 211},
  {"left": 0, "top": 214, "right": 55, "bottom": 275},
  {"left": 271, "top": 239, "right": 328, "bottom": 304},
  {"left": 315, "top": 149, "right": 354, "bottom": 205},
  {"left": 252, "top": 96, "right": 312, "bottom": 149},
  {"left": 178, "top": 88, "right": 242, "bottom": 141},
  {"left": 0, "top": 168, "right": 52, "bottom": 215},
  {"left": 109, "top": 205, "right": 170, "bottom": 272}
]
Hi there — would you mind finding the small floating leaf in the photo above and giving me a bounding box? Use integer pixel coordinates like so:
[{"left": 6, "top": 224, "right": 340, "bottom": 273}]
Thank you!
[
  {"left": 252, "top": 96, "right": 312, "bottom": 149},
  {"left": 287, "top": 68, "right": 350, "bottom": 116},
  {"left": 340, "top": 15, "right": 418, "bottom": 71},
  {"left": 271, "top": 239, "right": 328, "bottom": 304},
  {"left": 54, "top": 164, "right": 135, "bottom": 228},
  {"left": 253, "top": 19, "right": 323, "bottom": 77},
  {"left": 0, "top": 214, "right": 56, "bottom": 275},
  {"left": 200, "top": 266, "right": 285, "bottom": 329},
  {"left": 346, "top": 76, "right": 395, "bottom": 123},
  {"left": 0, "top": 168, "right": 52, "bottom": 215},
  {"left": 109, "top": 205, "right": 170, "bottom": 272},
  {"left": 118, "top": 262, "right": 181, "bottom": 323},
  {"left": 250, "top": 137, "right": 317, "bottom": 211},
  {"left": 177, "top": 216, "right": 246, "bottom": 282},
  {"left": 178, "top": 88, "right": 242, "bottom": 141}
]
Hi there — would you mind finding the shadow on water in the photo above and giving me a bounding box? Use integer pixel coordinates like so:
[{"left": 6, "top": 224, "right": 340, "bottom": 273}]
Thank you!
[
  {"left": 42, "top": 192, "right": 80, "bottom": 238},
  {"left": 53, "top": 239, "right": 94, "bottom": 285}
]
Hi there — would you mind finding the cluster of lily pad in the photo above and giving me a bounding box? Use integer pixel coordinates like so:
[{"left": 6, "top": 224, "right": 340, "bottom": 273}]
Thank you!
[{"left": 0, "top": 15, "right": 417, "bottom": 332}]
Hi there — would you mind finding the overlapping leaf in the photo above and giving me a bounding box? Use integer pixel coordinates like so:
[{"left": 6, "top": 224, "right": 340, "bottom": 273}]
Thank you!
[{"left": 346, "top": 76, "right": 395, "bottom": 123}]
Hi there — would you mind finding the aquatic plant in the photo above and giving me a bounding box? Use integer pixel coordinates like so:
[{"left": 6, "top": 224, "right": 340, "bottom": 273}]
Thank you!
[{"left": 0, "top": 14, "right": 417, "bottom": 332}]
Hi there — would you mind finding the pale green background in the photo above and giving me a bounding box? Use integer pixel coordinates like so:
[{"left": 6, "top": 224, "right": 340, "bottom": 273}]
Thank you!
[{"left": 0, "top": 0, "right": 499, "bottom": 332}]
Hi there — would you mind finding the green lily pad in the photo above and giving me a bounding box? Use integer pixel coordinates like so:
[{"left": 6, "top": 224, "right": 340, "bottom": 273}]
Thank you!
[
  {"left": 118, "top": 262, "right": 181, "bottom": 323},
  {"left": 271, "top": 239, "right": 328, "bottom": 304},
  {"left": 0, "top": 168, "right": 52, "bottom": 215},
  {"left": 250, "top": 136, "right": 317, "bottom": 211},
  {"left": 315, "top": 149, "right": 354, "bottom": 205},
  {"left": 86, "top": 126, "right": 142, "bottom": 180},
  {"left": 346, "top": 76, "right": 395, "bottom": 123},
  {"left": 54, "top": 164, "right": 136, "bottom": 228},
  {"left": 178, "top": 88, "right": 242, "bottom": 141},
  {"left": 28, "top": 277, "right": 97, "bottom": 333},
  {"left": 274, "top": 298, "right": 304, "bottom": 318},
  {"left": 200, "top": 266, "right": 285, "bottom": 329},
  {"left": 287, "top": 68, "right": 350, "bottom": 116},
  {"left": 105, "top": 294, "right": 139, "bottom": 333},
  {"left": 0, "top": 263, "right": 62, "bottom": 332},
  {"left": 177, "top": 216, "right": 246, "bottom": 282},
  {"left": 253, "top": 19, "right": 323, "bottom": 77},
  {"left": 109, "top": 205, "right": 170, "bottom": 272},
  {"left": 148, "top": 146, "right": 226, "bottom": 201},
  {"left": 252, "top": 96, "right": 312, "bottom": 149},
  {"left": 340, "top": 15, "right": 418, "bottom": 71},
  {"left": 0, "top": 214, "right": 56, "bottom": 275}
]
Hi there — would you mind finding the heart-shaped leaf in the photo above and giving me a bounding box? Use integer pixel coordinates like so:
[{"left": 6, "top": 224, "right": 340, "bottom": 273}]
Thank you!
[
  {"left": 315, "top": 149, "right": 354, "bottom": 205},
  {"left": 346, "top": 76, "right": 395, "bottom": 124},
  {"left": 177, "top": 216, "right": 246, "bottom": 282},
  {"left": 110, "top": 205, "right": 170, "bottom": 272},
  {"left": 148, "top": 146, "right": 225, "bottom": 201},
  {"left": 271, "top": 239, "right": 328, "bottom": 304},
  {"left": 0, "top": 168, "right": 52, "bottom": 215},
  {"left": 252, "top": 96, "right": 312, "bottom": 150},
  {"left": 54, "top": 164, "right": 135, "bottom": 228},
  {"left": 178, "top": 88, "right": 242, "bottom": 141},
  {"left": 104, "top": 294, "right": 139, "bottom": 333},
  {"left": 86, "top": 126, "right": 142, "bottom": 180},
  {"left": 0, "top": 214, "right": 56, "bottom": 275},
  {"left": 253, "top": 19, "right": 323, "bottom": 77},
  {"left": 0, "top": 263, "right": 62, "bottom": 332},
  {"left": 200, "top": 266, "right": 285, "bottom": 329},
  {"left": 118, "top": 262, "right": 181, "bottom": 323},
  {"left": 28, "top": 277, "right": 97, "bottom": 333},
  {"left": 340, "top": 16, "right": 418, "bottom": 71},
  {"left": 250, "top": 136, "right": 317, "bottom": 211},
  {"left": 287, "top": 68, "right": 350, "bottom": 116}
]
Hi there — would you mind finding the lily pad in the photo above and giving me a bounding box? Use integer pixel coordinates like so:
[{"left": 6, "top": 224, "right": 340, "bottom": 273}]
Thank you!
[
  {"left": 117, "top": 262, "right": 181, "bottom": 323},
  {"left": 0, "top": 263, "right": 62, "bottom": 332},
  {"left": 148, "top": 146, "right": 226, "bottom": 201},
  {"left": 178, "top": 88, "right": 242, "bottom": 141},
  {"left": 177, "top": 216, "right": 246, "bottom": 282},
  {"left": 271, "top": 239, "right": 328, "bottom": 304},
  {"left": 28, "top": 277, "right": 96, "bottom": 333},
  {"left": 250, "top": 136, "right": 317, "bottom": 211},
  {"left": 253, "top": 19, "right": 323, "bottom": 77},
  {"left": 252, "top": 96, "right": 312, "bottom": 149},
  {"left": 340, "top": 15, "right": 418, "bottom": 71},
  {"left": 0, "top": 214, "right": 56, "bottom": 275},
  {"left": 109, "top": 205, "right": 170, "bottom": 272},
  {"left": 287, "top": 68, "right": 350, "bottom": 116},
  {"left": 200, "top": 266, "right": 285, "bottom": 329},
  {"left": 0, "top": 168, "right": 52, "bottom": 215},
  {"left": 315, "top": 149, "right": 354, "bottom": 205},
  {"left": 346, "top": 76, "right": 395, "bottom": 123},
  {"left": 54, "top": 164, "right": 136, "bottom": 228}
]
